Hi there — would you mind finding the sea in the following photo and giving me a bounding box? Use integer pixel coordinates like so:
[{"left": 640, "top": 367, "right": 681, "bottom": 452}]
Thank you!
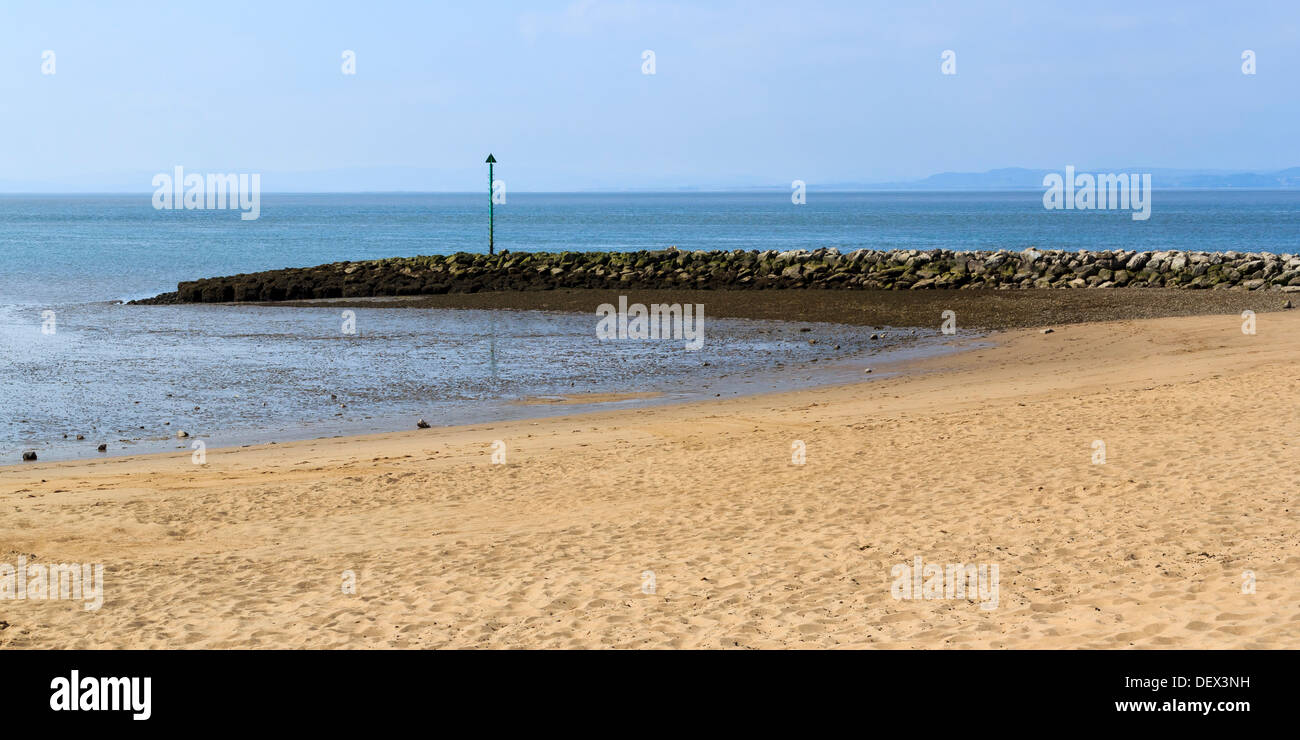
[{"left": 2, "top": 190, "right": 1297, "bottom": 462}]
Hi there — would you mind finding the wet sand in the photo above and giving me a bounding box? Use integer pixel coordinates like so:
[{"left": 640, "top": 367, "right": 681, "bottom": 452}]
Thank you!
[
  {"left": 6, "top": 305, "right": 954, "bottom": 464},
  {"left": 2, "top": 304, "right": 1297, "bottom": 648},
  {"left": 271, "top": 287, "right": 1292, "bottom": 330}
]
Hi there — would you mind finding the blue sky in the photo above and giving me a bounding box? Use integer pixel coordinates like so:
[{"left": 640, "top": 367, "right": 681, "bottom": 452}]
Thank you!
[{"left": 1, "top": 0, "right": 1297, "bottom": 191}]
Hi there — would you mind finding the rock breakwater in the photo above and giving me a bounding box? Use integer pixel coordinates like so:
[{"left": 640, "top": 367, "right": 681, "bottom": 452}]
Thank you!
[{"left": 132, "top": 247, "right": 1300, "bottom": 304}]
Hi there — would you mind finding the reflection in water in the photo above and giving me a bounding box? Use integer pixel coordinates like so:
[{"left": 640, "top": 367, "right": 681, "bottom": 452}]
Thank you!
[
  {"left": 0, "top": 302, "right": 963, "bottom": 463},
  {"left": 488, "top": 311, "right": 499, "bottom": 379}
]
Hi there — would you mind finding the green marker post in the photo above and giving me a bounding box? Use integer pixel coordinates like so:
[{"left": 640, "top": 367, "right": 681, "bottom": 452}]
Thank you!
[{"left": 486, "top": 153, "right": 497, "bottom": 255}]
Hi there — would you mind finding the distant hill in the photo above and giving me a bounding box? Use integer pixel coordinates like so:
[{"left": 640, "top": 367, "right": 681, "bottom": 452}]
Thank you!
[
  {"left": 834, "top": 167, "right": 1300, "bottom": 191},
  {"left": 3, "top": 165, "right": 1300, "bottom": 194}
]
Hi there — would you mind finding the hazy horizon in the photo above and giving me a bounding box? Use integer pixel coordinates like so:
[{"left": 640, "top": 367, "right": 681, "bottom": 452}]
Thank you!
[{"left": 7, "top": 164, "right": 1300, "bottom": 193}]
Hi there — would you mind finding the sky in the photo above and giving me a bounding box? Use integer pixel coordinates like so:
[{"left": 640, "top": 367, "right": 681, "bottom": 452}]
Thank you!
[{"left": 1, "top": 0, "right": 1298, "bottom": 191}]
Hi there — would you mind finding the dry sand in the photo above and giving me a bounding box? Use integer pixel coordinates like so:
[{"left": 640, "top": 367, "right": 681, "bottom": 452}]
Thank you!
[{"left": 2, "top": 308, "right": 1298, "bottom": 649}]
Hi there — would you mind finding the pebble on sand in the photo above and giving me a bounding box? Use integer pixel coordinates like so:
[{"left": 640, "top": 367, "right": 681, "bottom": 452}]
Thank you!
[{"left": 1041, "top": 328, "right": 1055, "bottom": 334}]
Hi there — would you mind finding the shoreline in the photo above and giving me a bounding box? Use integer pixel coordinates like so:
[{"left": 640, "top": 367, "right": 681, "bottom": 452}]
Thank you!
[
  {"left": 13, "top": 286, "right": 1292, "bottom": 465},
  {"left": 3, "top": 308, "right": 1298, "bottom": 648},
  {"left": 17, "top": 283, "right": 1292, "bottom": 465},
  {"left": 6, "top": 320, "right": 981, "bottom": 466}
]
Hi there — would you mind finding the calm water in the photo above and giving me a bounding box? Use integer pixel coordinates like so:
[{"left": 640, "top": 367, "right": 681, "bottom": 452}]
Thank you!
[
  {"left": 1, "top": 300, "right": 951, "bottom": 462},
  {"left": 2, "top": 191, "right": 1298, "bottom": 305},
  {"left": 1, "top": 191, "right": 1293, "bottom": 462}
]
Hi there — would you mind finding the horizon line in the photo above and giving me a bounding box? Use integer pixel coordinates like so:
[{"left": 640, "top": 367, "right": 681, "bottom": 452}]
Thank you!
[{"left": 5, "top": 186, "right": 1300, "bottom": 196}]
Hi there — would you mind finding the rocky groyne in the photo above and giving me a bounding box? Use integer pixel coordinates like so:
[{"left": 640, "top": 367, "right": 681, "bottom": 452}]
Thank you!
[{"left": 132, "top": 248, "right": 1300, "bottom": 304}]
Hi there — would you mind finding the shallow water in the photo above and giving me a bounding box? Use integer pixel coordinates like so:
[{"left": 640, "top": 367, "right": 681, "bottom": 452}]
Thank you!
[{"left": 0, "top": 300, "right": 967, "bottom": 463}]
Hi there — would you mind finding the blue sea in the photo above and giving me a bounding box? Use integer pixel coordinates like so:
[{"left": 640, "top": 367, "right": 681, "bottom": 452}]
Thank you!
[
  {"left": 1, "top": 190, "right": 1296, "bottom": 463},
  {"left": 3, "top": 190, "right": 1299, "bottom": 305}
]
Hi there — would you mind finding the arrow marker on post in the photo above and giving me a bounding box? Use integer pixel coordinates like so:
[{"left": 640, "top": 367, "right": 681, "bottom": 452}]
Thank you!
[{"left": 486, "top": 153, "right": 497, "bottom": 255}]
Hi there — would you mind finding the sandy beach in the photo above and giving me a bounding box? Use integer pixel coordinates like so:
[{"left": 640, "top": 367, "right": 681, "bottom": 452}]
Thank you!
[{"left": 2, "top": 304, "right": 1297, "bottom": 649}]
